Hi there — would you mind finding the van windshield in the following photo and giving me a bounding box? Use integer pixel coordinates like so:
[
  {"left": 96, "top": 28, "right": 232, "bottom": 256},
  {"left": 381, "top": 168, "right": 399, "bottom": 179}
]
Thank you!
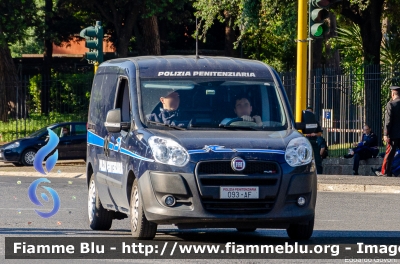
[{"left": 140, "top": 79, "right": 288, "bottom": 130}]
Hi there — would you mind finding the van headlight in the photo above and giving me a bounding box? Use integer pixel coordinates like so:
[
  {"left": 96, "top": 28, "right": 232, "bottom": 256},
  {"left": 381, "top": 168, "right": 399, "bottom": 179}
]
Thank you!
[
  {"left": 148, "top": 136, "right": 189, "bottom": 166},
  {"left": 285, "top": 137, "right": 313, "bottom": 167}
]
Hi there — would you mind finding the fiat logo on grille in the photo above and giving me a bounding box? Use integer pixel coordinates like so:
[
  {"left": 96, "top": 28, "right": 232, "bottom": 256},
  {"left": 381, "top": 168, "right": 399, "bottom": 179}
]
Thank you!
[{"left": 231, "top": 157, "right": 245, "bottom": 171}]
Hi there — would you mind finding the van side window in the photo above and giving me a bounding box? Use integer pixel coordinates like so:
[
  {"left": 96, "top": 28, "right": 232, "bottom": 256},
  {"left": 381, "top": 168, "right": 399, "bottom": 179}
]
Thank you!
[
  {"left": 88, "top": 68, "right": 119, "bottom": 131},
  {"left": 115, "top": 78, "right": 131, "bottom": 122}
]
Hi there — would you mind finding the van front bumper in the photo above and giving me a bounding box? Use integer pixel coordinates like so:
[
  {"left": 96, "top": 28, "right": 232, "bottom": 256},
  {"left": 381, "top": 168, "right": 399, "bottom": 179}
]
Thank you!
[{"left": 138, "top": 167, "right": 317, "bottom": 229}]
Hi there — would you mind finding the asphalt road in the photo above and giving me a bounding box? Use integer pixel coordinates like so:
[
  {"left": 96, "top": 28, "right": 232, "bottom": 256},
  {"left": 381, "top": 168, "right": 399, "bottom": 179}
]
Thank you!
[{"left": 1, "top": 176, "right": 400, "bottom": 263}]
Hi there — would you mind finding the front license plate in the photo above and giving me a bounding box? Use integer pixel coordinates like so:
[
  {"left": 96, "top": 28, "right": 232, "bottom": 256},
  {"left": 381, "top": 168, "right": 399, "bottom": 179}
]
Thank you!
[
  {"left": 0, "top": 153, "right": 2, "bottom": 158},
  {"left": 220, "top": 186, "right": 259, "bottom": 199}
]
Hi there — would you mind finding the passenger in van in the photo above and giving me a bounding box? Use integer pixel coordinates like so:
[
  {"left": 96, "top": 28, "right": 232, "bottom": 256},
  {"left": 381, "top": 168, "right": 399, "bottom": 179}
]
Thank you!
[
  {"left": 234, "top": 96, "right": 263, "bottom": 126},
  {"left": 147, "top": 91, "right": 188, "bottom": 127}
]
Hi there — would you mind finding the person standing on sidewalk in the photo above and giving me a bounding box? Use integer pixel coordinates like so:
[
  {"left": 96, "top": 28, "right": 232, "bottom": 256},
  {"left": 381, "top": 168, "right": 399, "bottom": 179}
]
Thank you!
[{"left": 377, "top": 86, "right": 400, "bottom": 177}]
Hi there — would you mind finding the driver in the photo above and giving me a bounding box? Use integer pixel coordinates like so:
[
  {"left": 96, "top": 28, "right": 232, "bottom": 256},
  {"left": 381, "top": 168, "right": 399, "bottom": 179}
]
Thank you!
[
  {"left": 234, "top": 96, "right": 263, "bottom": 126},
  {"left": 147, "top": 91, "right": 187, "bottom": 127}
]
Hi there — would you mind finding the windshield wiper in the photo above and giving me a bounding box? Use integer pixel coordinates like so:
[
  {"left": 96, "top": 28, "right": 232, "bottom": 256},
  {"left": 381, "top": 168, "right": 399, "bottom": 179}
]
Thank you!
[
  {"left": 218, "top": 124, "right": 261, "bottom": 131},
  {"left": 146, "top": 121, "right": 186, "bottom": 130}
]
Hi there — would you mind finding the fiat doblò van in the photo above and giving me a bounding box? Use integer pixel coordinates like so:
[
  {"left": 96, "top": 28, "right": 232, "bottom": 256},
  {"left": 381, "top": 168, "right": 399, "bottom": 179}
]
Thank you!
[{"left": 86, "top": 56, "right": 317, "bottom": 240}]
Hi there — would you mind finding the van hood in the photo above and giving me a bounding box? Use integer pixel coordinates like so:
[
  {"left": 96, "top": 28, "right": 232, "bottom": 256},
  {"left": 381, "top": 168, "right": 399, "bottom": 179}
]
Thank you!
[{"left": 146, "top": 129, "right": 302, "bottom": 162}]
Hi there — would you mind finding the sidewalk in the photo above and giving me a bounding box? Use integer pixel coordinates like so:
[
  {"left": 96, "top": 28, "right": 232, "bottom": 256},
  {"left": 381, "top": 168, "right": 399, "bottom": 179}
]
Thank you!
[
  {"left": 0, "top": 160, "right": 400, "bottom": 193},
  {"left": 318, "top": 175, "right": 400, "bottom": 194},
  {"left": 0, "top": 160, "right": 86, "bottom": 178}
]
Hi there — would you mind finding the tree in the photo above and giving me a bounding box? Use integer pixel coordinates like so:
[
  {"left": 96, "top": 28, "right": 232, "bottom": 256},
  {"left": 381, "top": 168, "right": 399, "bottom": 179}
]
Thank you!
[
  {"left": 194, "top": 0, "right": 241, "bottom": 57},
  {"left": 338, "top": 0, "right": 385, "bottom": 144},
  {"left": 66, "top": 0, "right": 187, "bottom": 57},
  {"left": 0, "top": 0, "right": 38, "bottom": 121},
  {"left": 36, "top": 0, "right": 85, "bottom": 114},
  {"left": 194, "top": 0, "right": 298, "bottom": 71}
]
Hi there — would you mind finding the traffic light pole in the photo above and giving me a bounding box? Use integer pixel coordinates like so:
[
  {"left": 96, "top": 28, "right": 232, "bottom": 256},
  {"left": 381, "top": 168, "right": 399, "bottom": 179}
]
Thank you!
[
  {"left": 295, "top": 0, "right": 308, "bottom": 122},
  {"left": 94, "top": 62, "right": 99, "bottom": 74},
  {"left": 308, "top": 0, "right": 313, "bottom": 108}
]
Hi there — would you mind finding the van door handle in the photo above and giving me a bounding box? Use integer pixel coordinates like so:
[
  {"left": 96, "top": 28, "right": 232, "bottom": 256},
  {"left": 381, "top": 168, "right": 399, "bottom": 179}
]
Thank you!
[{"left": 103, "top": 136, "right": 110, "bottom": 157}]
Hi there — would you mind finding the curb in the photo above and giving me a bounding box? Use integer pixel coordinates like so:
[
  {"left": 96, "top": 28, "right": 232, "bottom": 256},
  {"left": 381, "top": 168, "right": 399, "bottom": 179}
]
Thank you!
[
  {"left": 317, "top": 183, "right": 400, "bottom": 194},
  {"left": 0, "top": 171, "right": 399, "bottom": 193},
  {"left": 0, "top": 171, "right": 86, "bottom": 178}
]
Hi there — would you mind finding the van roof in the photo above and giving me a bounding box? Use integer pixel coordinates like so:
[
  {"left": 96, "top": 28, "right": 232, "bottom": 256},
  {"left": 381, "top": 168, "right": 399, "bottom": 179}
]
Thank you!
[{"left": 102, "top": 56, "right": 276, "bottom": 79}]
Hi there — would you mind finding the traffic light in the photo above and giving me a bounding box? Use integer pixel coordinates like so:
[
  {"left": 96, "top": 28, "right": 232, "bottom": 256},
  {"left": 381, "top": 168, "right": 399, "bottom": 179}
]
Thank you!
[
  {"left": 309, "top": 0, "right": 339, "bottom": 38},
  {"left": 80, "top": 21, "right": 103, "bottom": 64}
]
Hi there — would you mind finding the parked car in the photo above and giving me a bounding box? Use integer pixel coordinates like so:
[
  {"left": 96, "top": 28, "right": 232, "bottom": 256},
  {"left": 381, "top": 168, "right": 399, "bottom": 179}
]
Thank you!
[{"left": 0, "top": 122, "right": 87, "bottom": 166}]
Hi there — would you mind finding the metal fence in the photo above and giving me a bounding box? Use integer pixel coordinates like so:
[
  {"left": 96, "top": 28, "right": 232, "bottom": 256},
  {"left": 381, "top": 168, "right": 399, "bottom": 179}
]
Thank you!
[
  {"left": 281, "top": 65, "right": 400, "bottom": 157},
  {"left": 0, "top": 74, "right": 93, "bottom": 142},
  {"left": 1, "top": 66, "right": 399, "bottom": 157}
]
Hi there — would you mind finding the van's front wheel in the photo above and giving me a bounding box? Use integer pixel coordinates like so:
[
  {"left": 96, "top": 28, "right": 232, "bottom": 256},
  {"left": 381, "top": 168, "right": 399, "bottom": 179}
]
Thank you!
[
  {"left": 130, "top": 178, "right": 157, "bottom": 240},
  {"left": 88, "top": 175, "right": 114, "bottom": 230},
  {"left": 286, "top": 216, "right": 314, "bottom": 240}
]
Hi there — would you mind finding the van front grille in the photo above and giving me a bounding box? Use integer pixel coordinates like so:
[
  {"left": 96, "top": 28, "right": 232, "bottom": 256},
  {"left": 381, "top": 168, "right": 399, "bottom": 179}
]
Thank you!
[{"left": 197, "top": 161, "right": 278, "bottom": 175}]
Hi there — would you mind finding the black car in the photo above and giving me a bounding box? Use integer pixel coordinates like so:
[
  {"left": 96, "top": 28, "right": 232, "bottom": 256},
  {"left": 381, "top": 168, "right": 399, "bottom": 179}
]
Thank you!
[{"left": 0, "top": 122, "right": 87, "bottom": 166}]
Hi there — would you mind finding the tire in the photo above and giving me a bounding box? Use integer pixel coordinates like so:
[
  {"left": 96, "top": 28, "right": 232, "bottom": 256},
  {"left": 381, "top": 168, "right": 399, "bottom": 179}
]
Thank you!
[
  {"left": 130, "top": 178, "right": 157, "bottom": 240},
  {"left": 286, "top": 216, "right": 314, "bottom": 240},
  {"left": 236, "top": 228, "right": 257, "bottom": 232},
  {"left": 12, "top": 162, "right": 23, "bottom": 167},
  {"left": 21, "top": 149, "right": 37, "bottom": 166},
  {"left": 88, "top": 174, "right": 114, "bottom": 230}
]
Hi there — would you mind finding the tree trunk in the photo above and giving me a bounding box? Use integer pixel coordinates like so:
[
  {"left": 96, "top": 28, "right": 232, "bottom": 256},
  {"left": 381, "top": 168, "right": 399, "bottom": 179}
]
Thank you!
[
  {"left": 0, "top": 44, "right": 20, "bottom": 121},
  {"left": 116, "top": 29, "right": 131, "bottom": 58},
  {"left": 341, "top": 0, "right": 384, "bottom": 145},
  {"left": 140, "top": 15, "right": 161, "bottom": 55},
  {"left": 115, "top": 13, "right": 139, "bottom": 57},
  {"left": 224, "top": 10, "right": 238, "bottom": 57},
  {"left": 41, "top": 0, "right": 53, "bottom": 115},
  {"left": 312, "top": 39, "right": 323, "bottom": 69},
  {"left": 325, "top": 13, "right": 340, "bottom": 68},
  {"left": 359, "top": 2, "right": 383, "bottom": 145}
]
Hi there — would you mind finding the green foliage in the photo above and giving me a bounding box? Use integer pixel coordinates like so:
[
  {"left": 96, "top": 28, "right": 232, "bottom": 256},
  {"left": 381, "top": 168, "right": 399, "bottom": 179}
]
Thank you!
[
  {"left": 27, "top": 72, "right": 93, "bottom": 114},
  {"left": 9, "top": 28, "right": 44, "bottom": 57},
  {"left": 380, "top": 28, "right": 400, "bottom": 106},
  {"left": 242, "top": 0, "right": 297, "bottom": 71},
  {"left": 28, "top": 75, "right": 42, "bottom": 113},
  {"left": 193, "top": 0, "right": 297, "bottom": 71},
  {"left": 0, "top": 0, "right": 38, "bottom": 45},
  {"left": 328, "top": 24, "right": 364, "bottom": 69},
  {"left": 194, "top": 0, "right": 241, "bottom": 41},
  {"left": 329, "top": 23, "right": 364, "bottom": 106}
]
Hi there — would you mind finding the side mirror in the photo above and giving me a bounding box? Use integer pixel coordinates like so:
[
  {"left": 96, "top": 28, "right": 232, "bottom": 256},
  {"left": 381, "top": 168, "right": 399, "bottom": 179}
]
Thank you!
[
  {"left": 105, "top": 109, "right": 121, "bottom": 133},
  {"left": 295, "top": 110, "right": 318, "bottom": 134}
]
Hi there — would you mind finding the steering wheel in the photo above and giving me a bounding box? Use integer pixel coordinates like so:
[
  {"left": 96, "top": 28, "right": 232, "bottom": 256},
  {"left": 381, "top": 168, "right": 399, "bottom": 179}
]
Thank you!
[
  {"left": 219, "top": 117, "right": 258, "bottom": 127},
  {"left": 224, "top": 117, "right": 243, "bottom": 125}
]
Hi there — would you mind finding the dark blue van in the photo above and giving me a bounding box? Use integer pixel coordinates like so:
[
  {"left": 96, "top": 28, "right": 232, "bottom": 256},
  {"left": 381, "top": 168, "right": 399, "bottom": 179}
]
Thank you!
[{"left": 86, "top": 56, "right": 317, "bottom": 240}]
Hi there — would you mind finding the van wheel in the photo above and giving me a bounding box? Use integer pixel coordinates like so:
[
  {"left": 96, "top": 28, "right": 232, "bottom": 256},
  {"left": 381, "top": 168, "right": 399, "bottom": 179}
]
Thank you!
[
  {"left": 21, "top": 149, "right": 37, "bottom": 166},
  {"left": 286, "top": 216, "right": 314, "bottom": 240},
  {"left": 88, "top": 174, "right": 114, "bottom": 230},
  {"left": 130, "top": 178, "right": 157, "bottom": 240},
  {"left": 236, "top": 228, "right": 257, "bottom": 232}
]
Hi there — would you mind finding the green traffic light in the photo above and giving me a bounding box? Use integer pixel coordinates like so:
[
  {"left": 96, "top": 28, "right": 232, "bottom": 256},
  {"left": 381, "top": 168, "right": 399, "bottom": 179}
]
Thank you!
[{"left": 311, "top": 24, "right": 323, "bottom": 37}]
